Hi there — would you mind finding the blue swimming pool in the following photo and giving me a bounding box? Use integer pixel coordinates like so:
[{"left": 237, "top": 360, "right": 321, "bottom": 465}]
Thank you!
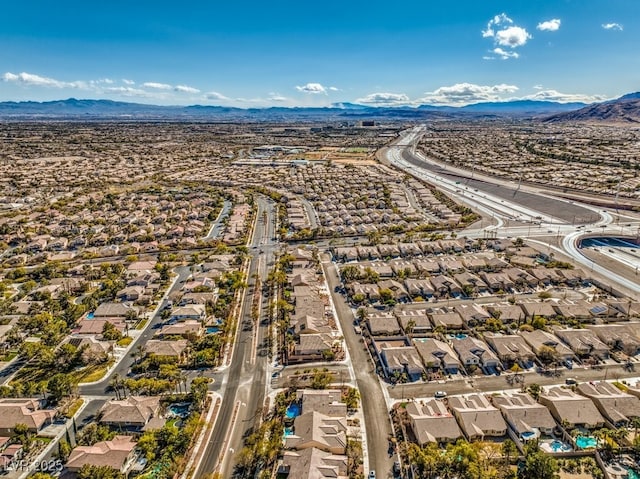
[
  {"left": 285, "top": 403, "right": 301, "bottom": 419},
  {"left": 168, "top": 403, "right": 191, "bottom": 418},
  {"left": 455, "top": 333, "right": 467, "bottom": 339},
  {"left": 87, "top": 312, "right": 94, "bottom": 319},
  {"left": 206, "top": 326, "right": 220, "bottom": 334},
  {"left": 284, "top": 427, "right": 294, "bottom": 437},
  {"left": 550, "top": 440, "right": 571, "bottom": 452},
  {"left": 521, "top": 431, "right": 536, "bottom": 440},
  {"left": 576, "top": 436, "right": 597, "bottom": 449},
  {"left": 628, "top": 468, "right": 640, "bottom": 479}
]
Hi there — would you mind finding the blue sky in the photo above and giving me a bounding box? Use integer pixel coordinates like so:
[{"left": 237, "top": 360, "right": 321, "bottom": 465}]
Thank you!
[{"left": 1, "top": 0, "right": 637, "bottom": 106}]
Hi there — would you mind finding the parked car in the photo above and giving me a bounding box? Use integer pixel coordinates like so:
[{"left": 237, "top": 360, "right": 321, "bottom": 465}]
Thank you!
[
  {"left": 368, "top": 471, "right": 376, "bottom": 479},
  {"left": 434, "top": 391, "right": 447, "bottom": 399}
]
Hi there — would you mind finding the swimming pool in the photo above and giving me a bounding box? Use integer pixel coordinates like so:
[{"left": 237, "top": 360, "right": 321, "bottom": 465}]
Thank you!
[
  {"left": 550, "top": 440, "right": 572, "bottom": 452},
  {"left": 168, "top": 403, "right": 191, "bottom": 418},
  {"left": 206, "top": 326, "right": 220, "bottom": 334},
  {"left": 628, "top": 468, "right": 640, "bottom": 479},
  {"left": 87, "top": 312, "right": 94, "bottom": 319},
  {"left": 284, "top": 427, "right": 294, "bottom": 437},
  {"left": 576, "top": 436, "right": 597, "bottom": 449},
  {"left": 521, "top": 431, "right": 536, "bottom": 440},
  {"left": 285, "top": 403, "right": 301, "bottom": 419}
]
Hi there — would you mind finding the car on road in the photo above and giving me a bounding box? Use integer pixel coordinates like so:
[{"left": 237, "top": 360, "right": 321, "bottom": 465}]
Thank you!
[
  {"left": 393, "top": 461, "right": 401, "bottom": 475},
  {"left": 434, "top": 391, "right": 447, "bottom": 399},
  {"left": 368, "top": 471, "right": 376, "bottom": 479},
  {"left": 564, "top": 359, "right": 573, "bottom": 370},
  {"left": 565, "top": 377, "right": 577, "bottom": 385}
]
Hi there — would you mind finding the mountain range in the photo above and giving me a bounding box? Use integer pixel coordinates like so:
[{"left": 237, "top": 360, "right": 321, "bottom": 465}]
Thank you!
[
  {"left": 0, "top": 93, "right": 636, "bottom": 121},
  {"left": 545, "top": 92, "right": 640, "bottom": 123}
]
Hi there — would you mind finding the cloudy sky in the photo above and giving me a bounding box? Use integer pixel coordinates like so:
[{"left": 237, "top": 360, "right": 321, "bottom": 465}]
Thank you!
[{"left": 1, "top": 0, "right": 637, "bottom": 107}]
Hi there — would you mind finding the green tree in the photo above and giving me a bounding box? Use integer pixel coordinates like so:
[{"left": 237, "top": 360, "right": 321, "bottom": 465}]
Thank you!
[
  {"left": 76, "top": 423, "right": 116, "bottom": 446},
  {"left": 47, "top": 373, "right": 73, "bottom": 403},
  {"left": 190, "top": 377, "right": 211, "bottom": 410},
  {"left": 527, "top": 383, "right": 542, "bottom": 401},
  {"left": 57, "top": 438, "right": 72, "bottom": 461},
  {"left": 502, "top": 438, "right": 518, "bottom": 464},
  {"left": 343, "top": 387, "right": 360, "bottom": 410},
  {"left": 11, "top": 423, "right": 33, "bottom": 452},
  {"left": 519, "top": 442, "right": 559, "bottom": 479},
  {"left": 77, "top": 464, "right": 124, "bottom": 479},
  {"left": 102, "top": 321, "right": 123, "bottom": 341}
]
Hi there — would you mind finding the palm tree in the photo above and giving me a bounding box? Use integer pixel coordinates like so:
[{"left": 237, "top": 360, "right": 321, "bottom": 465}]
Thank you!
[{"left": 109, "top": 373, "right": 122, "bottom": 400}]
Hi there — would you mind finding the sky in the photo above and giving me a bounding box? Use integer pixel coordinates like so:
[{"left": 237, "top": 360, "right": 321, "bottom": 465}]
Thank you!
[{"left": 1, "top": 0, "right": 638, "bottom": 107}]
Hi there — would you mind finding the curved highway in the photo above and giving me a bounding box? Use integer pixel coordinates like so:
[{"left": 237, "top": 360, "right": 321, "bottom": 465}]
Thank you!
[{"left": 386, "top": 126, "right": 640, "bottom": 299}]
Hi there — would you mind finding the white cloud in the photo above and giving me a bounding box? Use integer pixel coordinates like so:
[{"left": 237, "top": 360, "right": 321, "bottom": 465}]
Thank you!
[
  {"left": 523, "top": 89, "right": 607, "bottom": 103},
  {"left": 482, "top": 13, "right": 531, "bottom": 59},
  {"left": 602, "top": 23, "right": 623, "bottom": 31},
  {"left": 533, "top": 84, "right": 544, "bottom": 90},
  {"left": 205, "top": 91, "right": 230, "bottom": 101},
  {"left": 103, "top": 86, "right": 151, "bottom": 97},
  {"left": 295, "top": 82, "right": 327, "bottom": 94},
  {"left": 355, "top": 92, "right": 411, "bottom": 105},
  {"left": 2, "top": 71, "right": 88, "bottom": 89},
  {"left": 493, "top": 48, "right": 519, "bottom": 60},
  {"left": 495, "top": 26, "right": 531, "bottom": 47},
  {"left": 174, "top": 85, "right": 200, "bottom": 94},
  {"left": 268, "top": 93, "right": 288, "bottom": 102},
  {"left": 328, "top": 86, "right": 339, "bottom": 91},
  {"left": 537, "top": 19, "right": 561, "bottom": 31},
  {"left": 420, "top": 83, "right": 519, "bottom": 105},
  {"left": 482, "top": 13, "right": 513, "bottom": 38},
  {"left": 122, "top": 79, "right": 135, "bottom": 85},
  {"left": 143, "top": 82, "right": 172, "bottom": 90}
]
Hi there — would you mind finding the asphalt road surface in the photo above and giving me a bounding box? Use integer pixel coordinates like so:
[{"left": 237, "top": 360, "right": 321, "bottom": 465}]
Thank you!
[
  {"left": 195, "top": 196, "right": 278, "bottom": 478},
  {"left": 321, "top": 256, "right": 396, "bottom": 478}
]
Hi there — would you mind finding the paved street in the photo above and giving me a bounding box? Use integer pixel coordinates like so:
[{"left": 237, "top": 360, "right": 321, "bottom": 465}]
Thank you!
[
  {"left": 321, "top": 256, "right": 396, "bottom": 478},
  {"left": 195, "top": 196, "right": 278, "bottom": 478}
]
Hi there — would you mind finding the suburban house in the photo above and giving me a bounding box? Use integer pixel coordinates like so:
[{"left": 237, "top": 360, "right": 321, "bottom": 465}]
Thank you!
[
  {"left": 65, "top": 435, "right": 138, "bottom": 474},
  {"left": 485, "top": 304, "right": 525, "bottom": 324},
  {"left": 428, "top": 310, "right": 464, "bottom": 330},
  {"left": 170, "top": 304, "right": 206, "bottom": 322},
  {"left": 0, "top": 399, "right": 56, "bottom": 436},
  {"left": 452, "top": 337, "right": 500, "bottom": 371},
  {"left": 144, "top": 339, "right": 189, "bottom": 361},
  {"left": 484, "top": 334, "right": 536, "bottom": 367},
  {"left": 413, "top": 338, "right": 461, "bottom": 374},
  {"left": 448, "top": 394, "right": 507, "bottom": 440},
  {"left": 492, "top": 393, "right": 557, "bottom": 440},
  {"left": 520, "top": 301, "right": 558, "bottom": 320},
  {"left": 539, "top": 387, "right": 605, "bottom": 429},
  {"left": 577, "top": 381, "right": 640, "bottom": 426},
  {"left": 553, "top": 329, "right": 609, "bottom": 359},
  {"left": 587, "top": 325, "right": 640, "bottom": 355},
  {"left": 99, "top": 396, "right": 163, "bottom": 431},
  {"left": 406, "top": 399, "right": 462, "bottom": 444},
  {"left": 93, "top": 302, "right": 136, "bottom": 319},
  {"left": 394, "top": 308, "right": 433, "bottom": 335},
  {"left": 380, "top": 345, "right": 424, "bottom": 381},
  {"left": 454, "top": 304, "right": 491, "bottom": 326},
  {"left": 403, "top": 279, "right": 435, "bottom": 299},
  {"left": 520, "top": 330, "right": 574, "bottom": 362},
  {"left": 285, "top": 411, "right": 348, "bottom": 454},
  {"left": 299, "top": 389, "right": 347, "bottom": 417},
  {"left": 157, "top": 320, "right": 203, "bottom": 338},
  {"left": 280, "top": 448, "right": 348, "bottom": 479}
]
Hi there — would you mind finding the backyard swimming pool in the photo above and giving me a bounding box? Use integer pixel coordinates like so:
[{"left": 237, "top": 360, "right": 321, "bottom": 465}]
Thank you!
[
  {"left": 285, "top": 403, "right": 301, "bottom": 419},
  {"left": 575, "top": 436, "right": 598, "bottom": 449}
]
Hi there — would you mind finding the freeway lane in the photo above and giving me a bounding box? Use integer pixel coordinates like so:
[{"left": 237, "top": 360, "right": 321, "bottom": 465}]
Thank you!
[
  {"left": 390, "top": 127, "right": 601, "bottom": 225},
  {"left": 195, "top": 196, "right": 278, "bottom": 478}
]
